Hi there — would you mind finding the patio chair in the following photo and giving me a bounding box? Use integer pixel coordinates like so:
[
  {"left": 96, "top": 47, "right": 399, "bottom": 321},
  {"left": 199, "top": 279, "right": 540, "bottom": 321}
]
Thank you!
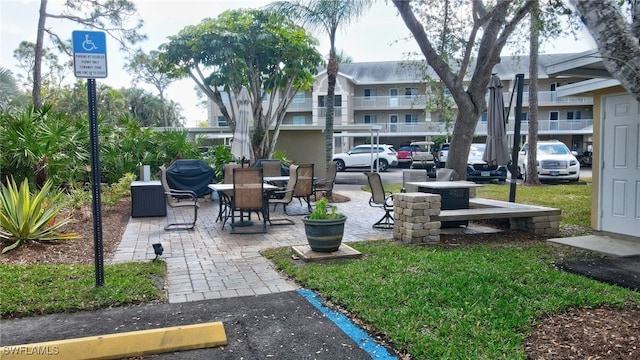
[
  {"left": 401, "top": 169, "right": 430, "bottom": 193},
  {"left": 267, "top": 164, "right": 299, "bottom": 225},
  {"left": 223, "top": 163, "right": 241, "bottom": 184},
  {"left": 230, "top": 167, "right": 267, "bottom": 234},
  {"left": 293, "top": 163, "right": 314, "bottom": 212},
  {"left": 160, "top": 165, "right": 199, "bottom": 231},
  {"left": 214, "top": 163, "right": 241, "bottom": 226},
  {"left": 261, "top": 159, "right": 285, "bottom": 188},
  {"left": 436, "top": 168, "right": 459, "bottom": 181},
  {"left": 261, "top": 160, "right": 282, "bottom": 177},
  {"left": 313, "top": 161, "right": 337, "bottom": 201},
  {"left": 365, "top": 172, "right": 394, "bottom": 229}
]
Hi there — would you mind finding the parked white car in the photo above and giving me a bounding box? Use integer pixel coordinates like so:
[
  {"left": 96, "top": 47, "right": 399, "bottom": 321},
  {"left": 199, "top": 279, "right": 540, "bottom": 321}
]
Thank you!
[
  {"left": 517, "top": 140, "right": 580, "bottom": 182},
  {"left": 332, "top": 144, "right": 398, "bottom": 172},
  {"left": 436, "top": 143, "right": 449, "bottom": 168}
]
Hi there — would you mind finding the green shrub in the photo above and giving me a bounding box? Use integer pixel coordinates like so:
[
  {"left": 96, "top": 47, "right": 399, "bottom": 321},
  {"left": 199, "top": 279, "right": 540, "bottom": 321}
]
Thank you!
[
  {"left": 0, "top": 177, "right": 77, "bottom": 253},
  {"left": 102, "top": 173, "right": 136, "bottom": 206},
  {"left": 211, "top": 144, "right": 233, "bottom": 180}
]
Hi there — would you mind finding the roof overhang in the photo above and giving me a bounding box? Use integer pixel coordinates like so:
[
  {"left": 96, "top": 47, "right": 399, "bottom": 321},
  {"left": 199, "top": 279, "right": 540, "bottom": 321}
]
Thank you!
[{"left": 546, "top": 49, "right": 611, "bottom": 78}]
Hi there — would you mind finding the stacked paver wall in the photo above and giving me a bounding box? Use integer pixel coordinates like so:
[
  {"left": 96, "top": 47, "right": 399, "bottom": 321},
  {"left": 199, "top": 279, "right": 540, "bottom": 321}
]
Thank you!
[{"left": 393, "top": 193, "right": 441, "bottom": 244}]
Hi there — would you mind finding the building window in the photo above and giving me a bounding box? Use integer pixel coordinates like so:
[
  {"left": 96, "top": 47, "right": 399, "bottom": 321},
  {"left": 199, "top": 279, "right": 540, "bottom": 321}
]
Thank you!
[
  {"left": 364, "top": 88, "right": 377, "bottom": 98},
  {"left": 218, "top": 116, "right": 228, "bottom": 127},
  {"left": 481, "top": 112, "right": 487, "bottom": 123},
  {"left": 318, "top": 94, "right": 342, "bottom": 107},
  {"left": 567, "top": 110, "right": 581, "bottom": 121},
  {"left": 405, "top": 114, "right": 418, "bottom": 124},
  {"left": 520, "top": 112, "right": 528, "bottom": 122},
  {"left": 405, "top": 87, "right": 418, "bottom": 99},
  {"left": 292, "top": 115, "right": 305, "bottom": 125},
  {"left": 364, "top": 114, "right": 377, "bottom": 124},
  {"left": 293, "top": 92, "right": 305, "bottom": 103}
]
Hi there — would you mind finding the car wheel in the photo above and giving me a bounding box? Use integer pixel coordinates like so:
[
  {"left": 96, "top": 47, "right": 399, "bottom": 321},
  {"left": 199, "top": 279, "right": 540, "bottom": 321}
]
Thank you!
[
  {"left": 335, "top": 159, "right": 346, "bottom": 172},
  {"left": 517, "top": 166, "right": 523, "bottom": 180},
  {"left": 376, "top": 159, "right": 389, "bottom": 172},
  {"left": 521, "top": 166, "right": 527, "bottom": 182}
]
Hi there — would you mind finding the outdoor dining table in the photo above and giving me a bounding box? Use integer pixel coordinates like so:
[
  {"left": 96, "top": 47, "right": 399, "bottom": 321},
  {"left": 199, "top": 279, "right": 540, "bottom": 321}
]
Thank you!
[
  {"left": 208, "top": 183, "right": 278, "bottom": 227},
  {"left": 406, "top": 181, "right": 483, "bottom": 227},
  {"left": 263, "top": 175, "right": 289, "bottom": 183}
]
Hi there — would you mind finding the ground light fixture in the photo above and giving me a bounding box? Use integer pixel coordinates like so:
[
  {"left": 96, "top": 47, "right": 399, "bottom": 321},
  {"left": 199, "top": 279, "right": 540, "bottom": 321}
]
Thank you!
[{"left": 152, "top": 243, "right": 164, "bottom": 261}]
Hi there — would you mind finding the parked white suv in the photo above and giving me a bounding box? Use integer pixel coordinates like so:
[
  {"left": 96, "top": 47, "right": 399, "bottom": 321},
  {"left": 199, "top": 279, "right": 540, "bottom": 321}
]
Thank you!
[
  {"left": 332, "top": 144, "right": 398, "bottom": 172},
  {"left": 436, "top": 143, "right": 449, "bottom": 168},
  {"left": 517, "top": 140, "right": 580, "bottom": 182}
]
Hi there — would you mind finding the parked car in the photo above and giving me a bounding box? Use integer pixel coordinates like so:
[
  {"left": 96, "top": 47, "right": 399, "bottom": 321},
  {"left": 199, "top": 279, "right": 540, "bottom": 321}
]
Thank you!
[
  {"left": 395, "top": 145, "right": 420, "bottom": 167},
  {"left": 517, "top": 140, "right": 580, "bottom": 182},
  {"left": 466, "top": 143, "right": 507, "bottom": 183},
  {"left": 332, "top": 144, "right": 398, "bottom": 172},
  {"left": 436, "top": 143, "right": 450, "bottom": 168}
]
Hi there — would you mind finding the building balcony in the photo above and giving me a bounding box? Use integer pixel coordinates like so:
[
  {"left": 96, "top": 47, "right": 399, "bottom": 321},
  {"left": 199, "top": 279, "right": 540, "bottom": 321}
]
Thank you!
[
  {"left": 474, "top": 118, "right": 593, "bottom": 135},
  {"left": 352, "top": 95, "right": 428, "bottom": 110}
]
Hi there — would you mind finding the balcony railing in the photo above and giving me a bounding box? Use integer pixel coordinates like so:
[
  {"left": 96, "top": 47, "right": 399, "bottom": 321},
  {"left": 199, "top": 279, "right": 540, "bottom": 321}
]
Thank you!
[
  {"left": 474, "top": 119, "right": 593, "bottom": 135},
  {"left": 287, "top": 98, "right": 313, "bottom": 111},
  {"left": 352, "top": 95, "right": 428, "bottom": 110}
]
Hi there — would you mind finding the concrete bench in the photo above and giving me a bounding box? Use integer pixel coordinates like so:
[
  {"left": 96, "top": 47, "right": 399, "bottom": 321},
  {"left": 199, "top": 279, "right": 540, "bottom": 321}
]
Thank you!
[
  {"left": 436, "top": 198, "right": 561, "bottom": 236},
  {"left": 393, "top": 193, "right": 561, "bottom": 245}
]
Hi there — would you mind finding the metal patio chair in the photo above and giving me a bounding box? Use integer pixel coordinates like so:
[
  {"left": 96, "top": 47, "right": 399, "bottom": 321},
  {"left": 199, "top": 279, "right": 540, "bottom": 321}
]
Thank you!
[
  {"left": 160, "top": 165, "right": 199, "bottom": 231},
  {"left": 364, "top": 172, "right": 394, "bottom": 229}
]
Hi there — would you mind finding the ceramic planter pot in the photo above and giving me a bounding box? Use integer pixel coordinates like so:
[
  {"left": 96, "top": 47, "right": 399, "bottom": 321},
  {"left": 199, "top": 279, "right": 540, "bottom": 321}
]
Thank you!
[{"left": 301, "top": 216, "right": 347, "bottom": 252}]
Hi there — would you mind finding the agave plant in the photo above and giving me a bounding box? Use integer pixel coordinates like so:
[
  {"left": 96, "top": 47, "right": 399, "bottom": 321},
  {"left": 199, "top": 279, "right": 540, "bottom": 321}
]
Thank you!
[{"left": 0, "top": 177, "right": 77, "bottom": 253}]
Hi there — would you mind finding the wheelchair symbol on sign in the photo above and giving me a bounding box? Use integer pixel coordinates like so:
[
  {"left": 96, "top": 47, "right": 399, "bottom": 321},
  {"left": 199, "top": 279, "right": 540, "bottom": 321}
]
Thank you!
[{"left": 82, "top": 34, "right": 98, "bottom": 51}]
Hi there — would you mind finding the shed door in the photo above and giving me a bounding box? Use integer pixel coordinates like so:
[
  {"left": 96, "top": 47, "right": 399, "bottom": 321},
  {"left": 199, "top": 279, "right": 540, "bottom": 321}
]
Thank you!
[{"left": 600, "top": 94, "right": 640, "bottom": 237}]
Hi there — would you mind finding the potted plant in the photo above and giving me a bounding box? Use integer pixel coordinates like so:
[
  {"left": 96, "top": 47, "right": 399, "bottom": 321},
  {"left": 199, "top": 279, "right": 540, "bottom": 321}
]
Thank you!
[{"left": 302, "top": 197, "right": 347, "bottom": 252}]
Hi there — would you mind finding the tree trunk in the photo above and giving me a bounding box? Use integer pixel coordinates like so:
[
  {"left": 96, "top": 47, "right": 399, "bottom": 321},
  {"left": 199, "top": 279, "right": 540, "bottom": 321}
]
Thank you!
[
  {"left": 33, "top": 0, "right": 48, "bottom": 108},
  {"left": 325, "top": 50, "right": 338, "bottom": 167},
  {"left": 448, "top": 99, "right": 481, "bottom": 179},
  {"left": 572, "top": 0, "right": 640, "bottom": 103},
  {"left": 526, "top": 1, "right": 541, "bottom": 185}
]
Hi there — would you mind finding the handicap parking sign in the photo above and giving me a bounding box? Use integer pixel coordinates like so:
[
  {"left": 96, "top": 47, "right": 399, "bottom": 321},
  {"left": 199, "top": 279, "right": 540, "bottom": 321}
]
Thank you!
[{"left": 72, "top": 31, "right": 107, "bottom": 78}]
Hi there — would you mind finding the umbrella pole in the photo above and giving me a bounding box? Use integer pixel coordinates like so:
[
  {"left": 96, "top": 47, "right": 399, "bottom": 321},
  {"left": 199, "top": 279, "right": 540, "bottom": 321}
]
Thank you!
[{"left": 509, "top": 73, "right": 525, "bottom": 202}]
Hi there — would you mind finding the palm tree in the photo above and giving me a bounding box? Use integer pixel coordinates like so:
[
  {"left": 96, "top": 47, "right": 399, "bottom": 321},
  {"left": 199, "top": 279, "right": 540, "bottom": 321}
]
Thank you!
[{"left": 267, "top": 0, "right": 371, "bottom": 169}]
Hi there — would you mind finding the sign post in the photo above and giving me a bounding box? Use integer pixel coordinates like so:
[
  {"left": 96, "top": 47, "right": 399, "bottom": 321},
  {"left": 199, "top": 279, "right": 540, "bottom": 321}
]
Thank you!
[{"left": 72, "top": 30, "right": 107, "bottom": 287}]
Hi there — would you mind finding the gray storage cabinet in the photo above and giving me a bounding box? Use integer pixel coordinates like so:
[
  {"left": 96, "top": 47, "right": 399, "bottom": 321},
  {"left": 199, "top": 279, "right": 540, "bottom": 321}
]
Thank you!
[{"left": 131, "top": 181, "right": 166, "bottom": 217}]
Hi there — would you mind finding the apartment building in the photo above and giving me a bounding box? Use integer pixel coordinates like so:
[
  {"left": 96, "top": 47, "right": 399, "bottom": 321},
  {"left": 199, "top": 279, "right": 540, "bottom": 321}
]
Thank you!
[{"left": 206, "top": 53, "right": 594, "bottom": 155}]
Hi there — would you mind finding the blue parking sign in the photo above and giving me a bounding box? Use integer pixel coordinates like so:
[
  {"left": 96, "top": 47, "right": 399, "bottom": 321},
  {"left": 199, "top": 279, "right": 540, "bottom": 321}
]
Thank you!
[{"left": 72, "top": 31, "right": 107, "bottom": 78}]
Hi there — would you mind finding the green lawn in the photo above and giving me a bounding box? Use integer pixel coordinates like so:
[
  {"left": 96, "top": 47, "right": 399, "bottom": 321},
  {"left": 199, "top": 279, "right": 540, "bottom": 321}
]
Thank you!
[
  {"left": 264, "top": 178, "right": 640, "bottom": 359},
  {"left": 0, "top": 261, "right": 165, "bottom": 318}
]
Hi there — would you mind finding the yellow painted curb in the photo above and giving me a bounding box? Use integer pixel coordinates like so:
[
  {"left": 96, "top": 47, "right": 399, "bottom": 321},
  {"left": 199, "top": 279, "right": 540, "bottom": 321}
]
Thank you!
[{"left": 0, "top": 321, "right": 226, "bottom": 360}]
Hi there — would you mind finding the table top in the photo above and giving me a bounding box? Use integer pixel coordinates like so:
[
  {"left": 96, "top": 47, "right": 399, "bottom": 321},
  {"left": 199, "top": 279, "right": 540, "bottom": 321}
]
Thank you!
[
  {"left": 406, "top": 181, "right": 483, "bottom": 189},
  {"left": 131, "top": 180, "right": 161, "bottom": 186},
  {"left": 263, "top": 176, "right": 289, "bottom": 182},
  {"left": 208, "top": 183, "right": 278, "bottom": 191}
]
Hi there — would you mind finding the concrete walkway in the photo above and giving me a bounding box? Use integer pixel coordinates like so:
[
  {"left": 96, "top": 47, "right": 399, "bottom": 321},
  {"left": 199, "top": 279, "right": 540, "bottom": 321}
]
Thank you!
[{"left": 110, "top": 184, "right": 391, "bottom": 303}]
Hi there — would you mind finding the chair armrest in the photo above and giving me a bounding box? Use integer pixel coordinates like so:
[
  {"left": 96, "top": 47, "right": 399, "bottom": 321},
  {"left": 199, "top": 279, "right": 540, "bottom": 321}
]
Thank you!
[
  {"left": 270, "top": 188, "right": 295, "bottom": 196},
  {"left": 165, "top": 189, "right": 198, "bottom": 201}
]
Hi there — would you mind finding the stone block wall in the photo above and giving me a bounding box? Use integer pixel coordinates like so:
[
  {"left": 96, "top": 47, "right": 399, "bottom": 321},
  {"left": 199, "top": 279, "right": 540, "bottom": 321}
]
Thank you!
[
  {"left": 509, "top": 214, "right": 561, "bottom": 236},
  {"left": 393, "top": 193, "right": 441, "bottom": 244}
]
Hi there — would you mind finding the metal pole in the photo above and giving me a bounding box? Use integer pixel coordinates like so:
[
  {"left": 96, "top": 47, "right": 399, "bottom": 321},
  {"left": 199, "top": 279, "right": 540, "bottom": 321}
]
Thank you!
[
  {"left": 509, "top": 74, "right": 525, "bottom": 202},
  {"left": 87, "top": 78, "right": 104, "bottom": 287}
]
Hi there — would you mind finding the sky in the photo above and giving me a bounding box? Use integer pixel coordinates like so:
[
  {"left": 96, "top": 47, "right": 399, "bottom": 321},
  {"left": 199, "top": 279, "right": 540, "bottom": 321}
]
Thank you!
[{"left": 0, "top": 0, "right": 597, "bottom": 126}]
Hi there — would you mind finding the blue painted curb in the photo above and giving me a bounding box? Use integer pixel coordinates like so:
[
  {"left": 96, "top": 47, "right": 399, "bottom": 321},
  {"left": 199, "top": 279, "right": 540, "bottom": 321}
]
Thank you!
[{"left": 297, "top": 288, "right": 398, "bottom": 359}]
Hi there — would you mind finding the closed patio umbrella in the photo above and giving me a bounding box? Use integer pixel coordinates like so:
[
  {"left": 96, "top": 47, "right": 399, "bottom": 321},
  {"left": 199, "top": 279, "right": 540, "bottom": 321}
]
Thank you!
[
  {"left": 483, "top": 74, "right": 510, "bottom": 166},
  {"left": 231, "top": 86, "right": 252, "bottom": 166}
]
